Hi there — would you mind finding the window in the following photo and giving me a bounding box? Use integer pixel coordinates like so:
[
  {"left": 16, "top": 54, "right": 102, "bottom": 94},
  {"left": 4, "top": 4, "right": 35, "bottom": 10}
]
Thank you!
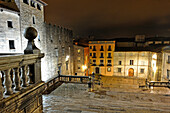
[
  {"left": 141, "top": 61, "right": 145, "bottom": 65},
  {"left": 100, "top": 46, "right": 104, "bottom": 51},
  {"left": 90, "top": 46, "right": 92, "bottom": 49},
  {"left": 77, "top": 49, "right": 80, "bottom": 53},
  {"left": 130, "top": 60, "right": 134, "bottom": 65},
  {"left": 77, "top": 57, "right": 80, "bottom": 62},
  {"left": 167, "top": 70, "right": 170, "bottom": 79},
  {"left": 107, "top": 67, "right": 111, "bottom": 72},
  {"left": 7, "top": 21, "right": 13, "bottom": 28},
  {"left": 92, "top": 46, "right": 96, "bottom": 51},
  {"left": 33, "top": 16, "right": 35, "bottom": 24},
  {"left": 62, "top": 47, "right": 65, "bottom": 55},
  {"left": 38, "top": 35, "right": 40, "bottom": 41},
  {"left": 100, "top": 53, "right": 104, "bottom": 58},
  {"left": 66, "top": 62, "right": 68, "bottom": 70},
  {"left": 92, "top": 53, "right": 96, "bottom": 58},
  {"left": 108, "top": 53, "right": 111, "bottom": 58},
  {"left": 92, "top": 60, "right": 96, "bottom": 66},
  {"left": 55, "top": 48, "right": 58, "bottom": 57},
  {"left": 37, "top": 4, "right": 41, "bottom": 10},
  {"left": 118, "top": 68, "right": 121, "bottom": 73},
  {"left": 107, "top": 60, "right": 112, "bottom": 66},
  {"left": 9, "top": 40, "right": 15, "bottom": 49},
  {"left": 23, "top": 0, "right": 29, "bottom": 4},
  {"left": 31, "top": 1, "right": 35, "bottom": 7},
  {"left": 119, "top": 61, "right": 121, "bottom": 65},
  {"left": 90, "top": 53, "right": 92, "bottom": 56},
  {"left": 168, "top": 56, "right": 170, "bottom": 63},
  {"left": 100, "top": 60, "right": 104, "bottom": 66},
  {"left": 108, "top": 45, "right": 111, "bottom": 51},
  {"left": 140, "top": 69, "right": 144, "bottom": 73},
  {"left": 78, "top": 67, "right": 81, "bottom": 70}
]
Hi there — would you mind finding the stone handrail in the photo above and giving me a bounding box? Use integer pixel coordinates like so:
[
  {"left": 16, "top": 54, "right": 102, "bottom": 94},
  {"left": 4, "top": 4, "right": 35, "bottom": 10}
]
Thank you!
[{"left": 0, "top": 53, "right": 44, "bottom": 100}]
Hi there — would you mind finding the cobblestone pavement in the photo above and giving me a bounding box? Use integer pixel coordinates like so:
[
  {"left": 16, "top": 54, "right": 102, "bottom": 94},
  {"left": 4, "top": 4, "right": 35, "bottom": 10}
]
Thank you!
[{"left": 43, "top": 83, "right": 170, "bottom": 113}]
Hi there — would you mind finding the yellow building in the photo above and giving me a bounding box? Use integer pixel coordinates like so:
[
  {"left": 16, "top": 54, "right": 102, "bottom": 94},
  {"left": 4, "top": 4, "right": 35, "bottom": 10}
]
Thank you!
[{"left": 89, "top": 41, "right": 115, "bottom": 76}]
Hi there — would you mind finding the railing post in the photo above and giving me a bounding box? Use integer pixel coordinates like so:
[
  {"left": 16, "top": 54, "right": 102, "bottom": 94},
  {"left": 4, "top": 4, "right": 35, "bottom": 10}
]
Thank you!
[
  {"left": 14, "top": 67, "right": 22, "bottom": 91},
  {"left": 24, "top": 27, "right": 44, "bottom": 83},
  {"left": 4, "top": 69, "right": 13, "bottom": 95}
]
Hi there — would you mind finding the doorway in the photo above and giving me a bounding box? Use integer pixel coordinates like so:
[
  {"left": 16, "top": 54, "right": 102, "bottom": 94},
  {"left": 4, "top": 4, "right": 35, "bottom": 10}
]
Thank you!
[
  {"left": 128, "top": 68, "right": 134, "bottom": 77},
  {"left": 95, "top": 67, "right": 99, "bottom": 74}
]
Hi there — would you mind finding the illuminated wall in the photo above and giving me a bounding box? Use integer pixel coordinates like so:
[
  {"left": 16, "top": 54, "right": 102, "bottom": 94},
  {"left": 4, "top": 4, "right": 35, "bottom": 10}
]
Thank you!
[{"left": 89, "top": 41, "right": 115, "bottom": 76}]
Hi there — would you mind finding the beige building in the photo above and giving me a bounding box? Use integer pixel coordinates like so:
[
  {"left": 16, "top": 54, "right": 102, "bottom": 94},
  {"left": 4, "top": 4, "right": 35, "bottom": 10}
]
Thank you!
[{"left": 73, "top": 45, "right": 85, "bottom": 76}]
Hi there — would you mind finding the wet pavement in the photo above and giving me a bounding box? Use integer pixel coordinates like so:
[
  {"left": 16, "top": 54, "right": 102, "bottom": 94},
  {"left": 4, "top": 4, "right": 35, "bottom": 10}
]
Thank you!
[{"left": 43, "top": 83, "right": 170, "bottom": 113}]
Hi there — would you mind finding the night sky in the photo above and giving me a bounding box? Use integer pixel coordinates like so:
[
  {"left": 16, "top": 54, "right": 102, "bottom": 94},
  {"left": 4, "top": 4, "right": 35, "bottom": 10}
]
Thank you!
[{"left": 43, "top": 0, "right": 170, "bottom": 39}]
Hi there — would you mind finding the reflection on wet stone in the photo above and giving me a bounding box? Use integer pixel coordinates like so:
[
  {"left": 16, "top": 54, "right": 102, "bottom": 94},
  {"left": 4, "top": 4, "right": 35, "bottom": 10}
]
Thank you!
[{"left": 43, "top": 82, "right": 170, "bottom": 113}]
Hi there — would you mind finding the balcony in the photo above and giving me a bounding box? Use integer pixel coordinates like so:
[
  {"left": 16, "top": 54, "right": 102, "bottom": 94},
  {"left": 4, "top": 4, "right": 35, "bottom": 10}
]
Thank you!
[
  {"left": 99, "top": 64, "right": 104, "bottom": 66},
  {"left": 108, "top": 49, "right": 112, "bottom": 51},
  {"left": 107, "top": 64, "right": 112, "bottom": 66},
  {"left": 92, "top": 64, "right": 96, "bottom": 66},
  {"left": 100, "top": 49, "right": 104, "bottom": 51},
  {"left": 92, "top": 48, "right": 96, "bottom": 51},
  {"left": 92, "top": 56, "right": 97, "bottom": 58},
  {"left": 100, "top": 56, "right": 104, "bottom": 58},
  {"left": 107, "top": 56, "right": 112, "bottom": 58}
]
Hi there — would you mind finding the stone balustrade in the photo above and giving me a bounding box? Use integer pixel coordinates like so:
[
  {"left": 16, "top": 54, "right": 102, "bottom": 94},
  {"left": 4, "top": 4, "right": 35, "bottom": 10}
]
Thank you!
[{"left": 0, "top": 27, "right": 45, "bottom": 113}]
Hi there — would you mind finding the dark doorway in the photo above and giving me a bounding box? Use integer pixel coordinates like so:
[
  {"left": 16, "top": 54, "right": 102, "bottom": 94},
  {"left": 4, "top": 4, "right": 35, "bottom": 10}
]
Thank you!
[{"left": 95, "top": 67, "right": 99, "bottom": 74}]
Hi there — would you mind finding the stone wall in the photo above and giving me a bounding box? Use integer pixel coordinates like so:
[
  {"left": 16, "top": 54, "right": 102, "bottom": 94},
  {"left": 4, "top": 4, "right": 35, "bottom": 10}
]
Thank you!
[
  {"left": 42, "top": 23, "right": 74, "bottom": 81},
  {"left": 0, "top": 7, "right": 21, "bottom": 53}
]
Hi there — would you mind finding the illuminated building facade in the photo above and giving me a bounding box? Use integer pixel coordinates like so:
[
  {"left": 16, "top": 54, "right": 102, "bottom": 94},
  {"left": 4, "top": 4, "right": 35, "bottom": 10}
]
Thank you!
[{"left": 89, "top": 41, "right": 115, "bottom": 76}]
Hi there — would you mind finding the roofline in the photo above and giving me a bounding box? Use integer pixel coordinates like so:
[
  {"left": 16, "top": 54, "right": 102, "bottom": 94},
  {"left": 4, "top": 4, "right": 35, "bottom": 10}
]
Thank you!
[{"left": 36, "top": 0, "right": 48, "bottom": 6}]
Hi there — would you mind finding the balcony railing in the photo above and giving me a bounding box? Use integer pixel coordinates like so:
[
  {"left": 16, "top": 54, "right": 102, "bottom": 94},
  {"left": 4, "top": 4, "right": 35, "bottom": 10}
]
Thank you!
[{"left": 0, "top": 27, "right": 45, "bottom": 113}]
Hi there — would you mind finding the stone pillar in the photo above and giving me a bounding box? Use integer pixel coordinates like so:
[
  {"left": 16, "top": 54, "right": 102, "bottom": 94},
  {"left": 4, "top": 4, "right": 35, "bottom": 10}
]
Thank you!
[
  {"left": 0, "top": 76, "right": 3, "bottom": 100},
  {"left": 24, "top": 27, "right": 44, "bottom": 83}
]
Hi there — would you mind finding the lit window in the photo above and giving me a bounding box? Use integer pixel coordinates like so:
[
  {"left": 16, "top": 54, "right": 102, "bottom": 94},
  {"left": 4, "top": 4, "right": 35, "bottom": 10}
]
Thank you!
[
  {"left": 118, "top": 68, "right": 121, "bottom": 73},
  {"left": 7, "top": 21, "right": 13, "bottom": 28},
  {"left": 107, "top": 67, "right": 111, "bottom": 72},
  {"left": 130, "top": 60, "right": 134, "bottom": 65},
  {"left": 100, "top": 60, "right": 104, "bottom": 66},
  {"left": 9, "top": 40, "right": 15, "bottom": 49},
  {"left": 78, "top": 49, "right": 80, "bottom": 53},
  {"left": 140, "top": 69, "right": 144, "bottom": 73}
]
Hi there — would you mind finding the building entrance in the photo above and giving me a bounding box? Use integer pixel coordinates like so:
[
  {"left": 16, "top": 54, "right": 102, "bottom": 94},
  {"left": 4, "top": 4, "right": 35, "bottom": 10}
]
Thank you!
[
  {"left": 128, "top": 68, "right": 134, "bottom": 77},
  {"left": 95, "top": 67, "right": 99, "bottom": 74}
]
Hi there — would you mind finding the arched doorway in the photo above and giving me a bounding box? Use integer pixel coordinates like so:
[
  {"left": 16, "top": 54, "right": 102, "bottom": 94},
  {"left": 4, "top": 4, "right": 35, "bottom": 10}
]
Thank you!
[
  {"left": 95, "top": 67, "right": 99, "bottom": 74},
  {"left": 128, "top": 68, "right": 134, "bottom": 77}
]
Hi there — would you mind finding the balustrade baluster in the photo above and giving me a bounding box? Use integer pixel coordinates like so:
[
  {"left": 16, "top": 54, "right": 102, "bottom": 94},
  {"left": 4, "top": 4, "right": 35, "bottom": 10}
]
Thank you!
[
  {"left": 14, "top": 67, "right": 22, "bottom": 91},
  {"left": 21, "top": 65, "right": 29, "bottom": 87},
  {"left": 10, "top": 69, "right": 15, "bottom": 88},
  {"left": 27, "top": 65, "right": 34, "bottom": 84},
  {"left": 4, "top": 69, "right": 13, "bottom": 95}
]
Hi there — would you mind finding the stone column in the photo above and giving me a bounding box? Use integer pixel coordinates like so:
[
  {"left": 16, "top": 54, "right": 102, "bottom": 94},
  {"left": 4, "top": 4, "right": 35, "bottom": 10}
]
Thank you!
[
  {"left": 0, "top": 76, "right": 3, "bottom": 100},
  {"left": 24, "top": 27, "right": 44, "bottom": 83}
]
